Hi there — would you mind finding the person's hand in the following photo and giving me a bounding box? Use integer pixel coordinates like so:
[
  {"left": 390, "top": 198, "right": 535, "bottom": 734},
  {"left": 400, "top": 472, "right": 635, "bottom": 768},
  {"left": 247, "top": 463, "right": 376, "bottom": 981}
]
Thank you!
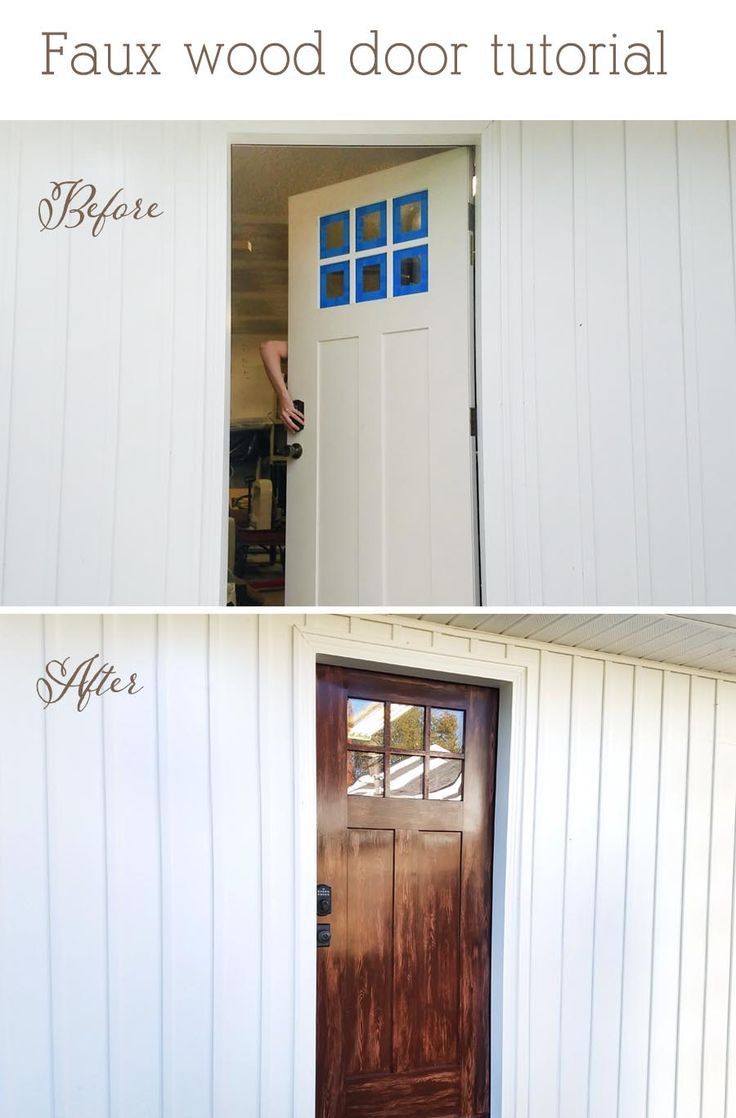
[{"left": 278, "top": 393, "right": 305, "bottom": 433}]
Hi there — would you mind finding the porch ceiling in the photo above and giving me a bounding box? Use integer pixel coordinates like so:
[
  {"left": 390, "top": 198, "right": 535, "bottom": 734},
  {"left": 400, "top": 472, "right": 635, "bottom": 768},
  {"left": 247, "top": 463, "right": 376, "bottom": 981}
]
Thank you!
[{"left": 413, "top": 614, "right": 736, "bottom": 675}]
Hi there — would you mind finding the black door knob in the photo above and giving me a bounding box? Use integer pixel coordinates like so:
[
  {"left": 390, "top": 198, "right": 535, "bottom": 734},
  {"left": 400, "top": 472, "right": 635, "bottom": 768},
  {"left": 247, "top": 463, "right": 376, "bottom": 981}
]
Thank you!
[{"left": 317, "top": 924, "right": 331, "bottom": 947}]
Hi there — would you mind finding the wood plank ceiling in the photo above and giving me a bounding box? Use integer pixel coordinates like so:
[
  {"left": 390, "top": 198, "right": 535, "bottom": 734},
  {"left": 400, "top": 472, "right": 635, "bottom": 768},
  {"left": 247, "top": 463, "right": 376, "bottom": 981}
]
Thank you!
[{"left": 414, "top": 614, "right": 736, "bottom": 674}]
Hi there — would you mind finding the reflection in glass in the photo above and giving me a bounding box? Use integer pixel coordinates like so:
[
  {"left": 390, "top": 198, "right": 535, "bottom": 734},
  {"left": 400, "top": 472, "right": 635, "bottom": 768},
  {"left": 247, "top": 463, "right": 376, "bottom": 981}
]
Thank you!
[
  {"left": 389, "top": 753, "right": 424, "bottom": 798},
  {"left": 430, "top": 708, "right": 465, "bottom": 754},
  {"left": 348, "top": 698, "right": 384, "bottom": 748},
  {"left": 347, "top": 751, "right": 384, "bottom": 796},
  {"left": 362, "top": 263, "right": 382, "bottom": 292},
  {"left": 361, "top": 210, "right": 381, "bottom": 242},
  {"left": 325, "top": 218, "right": 346, "bottom": 251},
  {"left": 389, "top": 704, "right": 424, "bottom": 752},
  {"left": 399, "top": 200, "right": 423, "bottom": 234},
  {"left": 400, "top": 255, "right": 421, "bottom": 286},
  {"left": 326, "top": 270, "right": 345, "bottom": 298},
  {"left": 428, "top": 757, "right": 463, "bottom": 800}
]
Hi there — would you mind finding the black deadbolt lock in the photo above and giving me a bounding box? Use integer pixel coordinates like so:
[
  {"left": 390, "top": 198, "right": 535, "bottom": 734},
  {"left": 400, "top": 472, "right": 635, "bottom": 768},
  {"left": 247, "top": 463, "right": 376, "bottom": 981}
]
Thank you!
[
  {"left": 317, "top": 923, "right": 331, "bottom": 948},
  {"left": 317, "top": 883, "right": 332, "bottom": 916}
]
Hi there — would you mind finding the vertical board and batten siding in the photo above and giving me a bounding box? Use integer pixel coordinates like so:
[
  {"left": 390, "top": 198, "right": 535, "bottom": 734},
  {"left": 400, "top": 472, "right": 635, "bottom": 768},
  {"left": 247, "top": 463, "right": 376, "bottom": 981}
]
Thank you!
[
  {"left": 3, "top": 121, "right": 736, "bottom": 606},
  {"left": 479, "top": 120, "right": 736, "bottom": 605},
  {"left": 2, "top": 612, "right": 736, "bottom": 1116},
  {"left": 0, "top": 122, "right": 228, "bottom": 605}
]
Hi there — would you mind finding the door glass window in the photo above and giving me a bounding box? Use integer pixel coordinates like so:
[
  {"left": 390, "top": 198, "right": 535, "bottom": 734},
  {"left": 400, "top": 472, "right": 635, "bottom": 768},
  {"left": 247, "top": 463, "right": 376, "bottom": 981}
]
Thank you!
[
  {"left": 319, "top": 190, "right": 429, "bottom": 307},
  {"left": 389, "top": 753, "right": 424, "bottom": 798},
  {"left": 346, "top": 695, "right": 464, "bottom": 799},
  {"left": 430, "top": 708, "right": 465, "bottom": 754},
  {"left": 348, "top": 697, "right": 385, "bottom": 748},
  {"left": 320, "top": 210, "right": 350, "bottom": 257},
  {"left": 347, "top": 751, "right": 385, "bottom": 796}
]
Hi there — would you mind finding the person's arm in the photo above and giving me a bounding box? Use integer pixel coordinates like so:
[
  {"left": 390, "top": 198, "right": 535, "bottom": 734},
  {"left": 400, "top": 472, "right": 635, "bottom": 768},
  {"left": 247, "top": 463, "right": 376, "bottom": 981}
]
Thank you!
[{"left": 259, "top": 339, "right": 304, "bottom": 433}]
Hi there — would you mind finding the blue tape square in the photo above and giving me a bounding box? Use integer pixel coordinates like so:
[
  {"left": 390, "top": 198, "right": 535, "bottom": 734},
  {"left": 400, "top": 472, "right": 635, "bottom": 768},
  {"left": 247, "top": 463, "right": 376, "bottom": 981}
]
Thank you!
[
  {"left": 319, "top": 211, "right": 350, "bottom": 259},
  {"left": 320, "top": 260, "right": 350, "bottom": 308},
  {"left": 392, "top": 190, "right": 428, "bottom": 243},
  {"left": 356, "top": 201, "right": 387, "bottom": 252},
  {"left": 356, "top": 253, "right": 387, "bottom": 303},
  {"left": 393, "top": 244, "right": 429, "bottom": 297}
]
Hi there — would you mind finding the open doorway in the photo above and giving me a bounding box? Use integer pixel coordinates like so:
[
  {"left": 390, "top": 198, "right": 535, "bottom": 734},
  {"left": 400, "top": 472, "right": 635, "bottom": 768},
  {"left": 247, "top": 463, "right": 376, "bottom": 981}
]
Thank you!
[{"left": 227, "top": 142, "right": 476, "bottom": 607}]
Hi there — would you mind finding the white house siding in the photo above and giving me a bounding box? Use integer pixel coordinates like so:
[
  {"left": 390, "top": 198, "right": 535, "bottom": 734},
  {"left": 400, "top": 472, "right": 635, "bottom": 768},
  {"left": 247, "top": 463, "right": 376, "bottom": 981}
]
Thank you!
[
  {"left": 0, "top": 122, "right": 228, "bottom": 606},
  {"left": 479, "top": 120, "right": 736, "bottom": 605},
  {"left": 0, "top": 611, "right": 735, "bottom": 1117}
]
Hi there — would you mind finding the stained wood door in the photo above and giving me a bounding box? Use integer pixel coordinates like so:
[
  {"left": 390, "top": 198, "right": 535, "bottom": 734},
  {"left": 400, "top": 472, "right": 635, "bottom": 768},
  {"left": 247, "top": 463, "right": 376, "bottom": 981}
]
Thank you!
[
  {"left": 286, "top": 148, "right": 477, "bottom": 607},
  {"left": 316, "top": 666, "right": 497, "bottom": 1118}
]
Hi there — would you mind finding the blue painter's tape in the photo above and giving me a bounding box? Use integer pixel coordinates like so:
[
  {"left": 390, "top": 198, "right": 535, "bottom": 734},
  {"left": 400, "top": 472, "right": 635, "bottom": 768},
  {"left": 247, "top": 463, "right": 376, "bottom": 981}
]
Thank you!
[
  {"left": 392, "top": 189, "right": 428, "bottom": 243},
  {"left": 393, "top": 244, "right": 429, "bottom": 296},
  {"left": 355, "top": 201, "right": 387, "bottom": 252},
  {"left": 320, "top": 260, "right": 350, "bottom": 308},
  {"left": 319, "top": 210, "right": 350, "bottom": 259},
  {"left": 356, "top": 253, "right": 388, "bottom": 302}
]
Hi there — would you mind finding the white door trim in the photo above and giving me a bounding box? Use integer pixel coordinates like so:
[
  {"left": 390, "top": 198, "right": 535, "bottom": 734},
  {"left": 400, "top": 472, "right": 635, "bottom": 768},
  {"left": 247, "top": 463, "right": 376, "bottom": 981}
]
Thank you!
[
  {"left": 289, "top": 622, "right": 528, "bottom": 1118},
  {"left": 221, "top": 122, "right": 491, "bottom": 605}
]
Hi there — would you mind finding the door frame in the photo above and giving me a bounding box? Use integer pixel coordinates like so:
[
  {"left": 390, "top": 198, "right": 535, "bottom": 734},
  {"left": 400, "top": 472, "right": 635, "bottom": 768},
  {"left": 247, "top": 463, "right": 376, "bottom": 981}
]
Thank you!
[
  {"left": 222, "top": 123, "right": 491, "bottom": 606},
  {"left": 291, "top": 622, "right": 529, "bottom": 1118}
]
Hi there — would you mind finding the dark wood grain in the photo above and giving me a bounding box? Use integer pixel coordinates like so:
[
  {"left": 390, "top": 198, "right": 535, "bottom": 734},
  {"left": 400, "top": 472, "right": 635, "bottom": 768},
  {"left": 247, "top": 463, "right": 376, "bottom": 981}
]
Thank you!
[
  {"left": 346, "top": 1068, "right": 460, "bottom": 1117},
  {"left": 317, "top": 665, "right": 349, "bottom": 1118},
  {"left": 317, "top": 665, "right": 497, "bottom": 1118},
  {"left": 393, "top": 830, "right": 461, "bottom": 1072},
  {"left": 345, "top": 829, "right": 394, "bottom": 1075},
  {"left": 348, "top": 796, "right": 462, "bottom": 830}
]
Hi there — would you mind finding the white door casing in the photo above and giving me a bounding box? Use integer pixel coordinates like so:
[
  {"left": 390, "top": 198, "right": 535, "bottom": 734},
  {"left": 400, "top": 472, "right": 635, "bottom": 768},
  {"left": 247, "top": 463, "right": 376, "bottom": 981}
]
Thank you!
[{"left": 285, "top": 148, "right": 477, "bottom": 607}]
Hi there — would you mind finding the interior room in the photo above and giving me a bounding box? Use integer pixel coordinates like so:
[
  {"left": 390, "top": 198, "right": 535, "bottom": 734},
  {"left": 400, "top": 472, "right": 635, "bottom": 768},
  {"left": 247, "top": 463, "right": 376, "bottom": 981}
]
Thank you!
[{"left": 228, "top": 143, "right": 446, "bottom": 606}]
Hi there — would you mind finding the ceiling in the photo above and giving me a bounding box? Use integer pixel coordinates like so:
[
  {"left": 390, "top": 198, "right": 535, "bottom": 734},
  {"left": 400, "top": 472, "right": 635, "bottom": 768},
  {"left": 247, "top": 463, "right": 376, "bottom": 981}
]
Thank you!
[
  {"left": 413, "top": 614, "right": 736, "bottom": 675},
  {"left": 231, "top": 144, "right": 447, "bottom": 221}
]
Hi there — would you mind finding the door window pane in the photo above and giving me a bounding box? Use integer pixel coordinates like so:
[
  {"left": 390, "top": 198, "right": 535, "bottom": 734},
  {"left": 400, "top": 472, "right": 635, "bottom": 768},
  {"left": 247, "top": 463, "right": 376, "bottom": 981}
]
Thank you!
[
  {"left": 320, "top": 261, "right": 350, "bottom": 308},
  {"left": 348, "top": 697, "right": 385, "bottom": 749},
  {"left": 348, "top": 751, "right": 384, "bottom": 796},
  {"left": 427, "top": 757, "right": 463, "bottom": 801},
  {"left": 389, "top": 703, "right": 424, "bottom": 752},
  {"left": 320, "top": 210, "right": 350, "bottom": 257},
  {"left": 393, "top": 245, "right": 428, "bottom": 296},
  {"left": 356, "top": 253, "right": 387, "bottom": 302},
  {"left": 389, "top": 753, "right": 424, "bottom": 798},
  {"left": 356, "top": 200, "right": 387, "bottom": 250},
  {"left": 430, "top": 708, "right": 465, "bottom": 754},
  {"left": 393, "top": 189, "right": 428, "bottom": 242}
]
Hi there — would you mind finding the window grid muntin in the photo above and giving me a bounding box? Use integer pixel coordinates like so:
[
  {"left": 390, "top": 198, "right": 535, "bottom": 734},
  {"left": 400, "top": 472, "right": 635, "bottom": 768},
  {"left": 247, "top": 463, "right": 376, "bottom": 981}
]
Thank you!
[
  {"left": 346, "top": 697, "right": 465, "bottom": 800},
  {"left": 318, "top": 189, "right": 429, "bottom": 308}
]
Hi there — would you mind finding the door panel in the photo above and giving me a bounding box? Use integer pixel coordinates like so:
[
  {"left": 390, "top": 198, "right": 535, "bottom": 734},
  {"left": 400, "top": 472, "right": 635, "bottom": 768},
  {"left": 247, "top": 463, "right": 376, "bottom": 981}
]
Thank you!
[
  {"left": 317, "top": 667, "right": 497, "bottom": 1118},
  {"left": 287, "top": 149, "right": 477, "bottom": 606}
]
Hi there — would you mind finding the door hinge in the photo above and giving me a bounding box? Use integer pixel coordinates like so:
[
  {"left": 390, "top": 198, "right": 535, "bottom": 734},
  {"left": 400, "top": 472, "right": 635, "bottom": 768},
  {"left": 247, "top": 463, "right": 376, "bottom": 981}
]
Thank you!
[
  {"left": 469, "top": 406, "right": 477, "bottom": 437},
  {"left": 468, "top": 201, "right": 476, "bottom": 266}
]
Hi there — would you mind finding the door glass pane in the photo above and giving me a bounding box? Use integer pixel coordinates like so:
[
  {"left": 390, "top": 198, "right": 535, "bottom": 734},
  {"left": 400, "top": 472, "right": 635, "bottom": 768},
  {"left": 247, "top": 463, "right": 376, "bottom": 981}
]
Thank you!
[
  {"left": 348, "top": 697, "right": 384, "bottom": 748},
  {"left": 348, "top": 751, "right": 384, "bottom": 796},
  {"left": 430, "top": 708, "right": 465, "bottom": 754},
  {"left": 362, "top": 263, "right": 382, "bottom": 292},
  {"left": 326, "top": 269, "right": 345, "bottom": 298},
  {"left": 400, "top": 255, "right": 421, "bottom": 286},
  {"left": 428, "top": 757, "right": 463, "bottom": 800},
  {"left": 320, "top": 210, "right": 350, "bottom": 257},
  {"left": 389, "top": 753, "right": 424, "bottom": 798},
  {"left": 399, "top": 200, "right": 423, "bottom": 234},
  {"left": 389, "top": 704, "right": 424, "bottom": 752}
]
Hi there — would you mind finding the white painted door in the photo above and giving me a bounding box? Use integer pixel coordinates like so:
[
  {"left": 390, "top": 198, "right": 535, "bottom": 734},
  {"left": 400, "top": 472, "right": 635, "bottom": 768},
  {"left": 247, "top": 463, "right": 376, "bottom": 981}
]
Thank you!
[{"left": 285, "top": 148, "right": 477, "bottom": 606}]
